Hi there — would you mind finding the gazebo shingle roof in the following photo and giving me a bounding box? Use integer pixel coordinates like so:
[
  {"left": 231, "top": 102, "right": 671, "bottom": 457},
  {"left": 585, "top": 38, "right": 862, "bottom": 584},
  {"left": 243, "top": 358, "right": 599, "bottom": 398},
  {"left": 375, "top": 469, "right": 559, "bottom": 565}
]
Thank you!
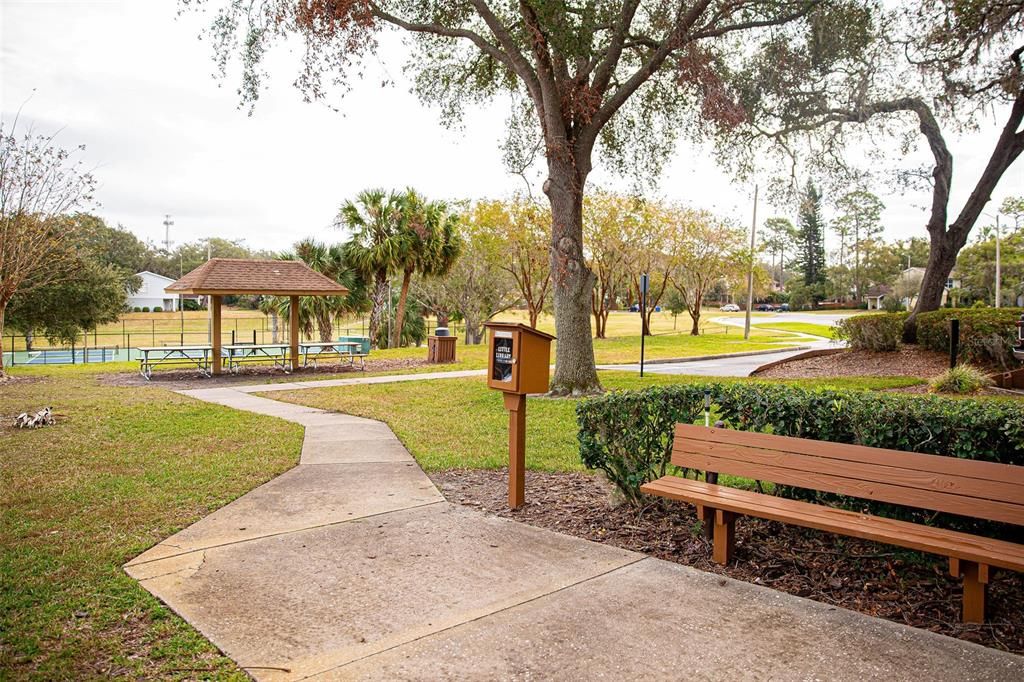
[{"left": 165, "top": 258, "right": 349, "bottom": 296}]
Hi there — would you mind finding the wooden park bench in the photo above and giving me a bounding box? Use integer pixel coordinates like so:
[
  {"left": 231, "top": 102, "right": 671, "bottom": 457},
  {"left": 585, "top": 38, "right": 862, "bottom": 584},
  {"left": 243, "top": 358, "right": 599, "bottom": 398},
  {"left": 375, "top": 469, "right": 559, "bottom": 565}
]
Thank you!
[{"left": 641, "top": 424, "right": 1024, "bottom": 623}]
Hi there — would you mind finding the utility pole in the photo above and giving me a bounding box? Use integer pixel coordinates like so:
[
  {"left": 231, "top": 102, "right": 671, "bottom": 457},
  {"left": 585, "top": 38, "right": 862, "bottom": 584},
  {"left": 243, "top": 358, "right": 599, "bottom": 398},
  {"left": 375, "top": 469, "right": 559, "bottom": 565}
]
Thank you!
[
  {"left": 163, "top": 214, "right": 174, "bottom": 252},
  {"left": 995, "top": 214, "right": 1002, "bottom": 308},
  {"left": 744, "top": 185, "right": 758, "bottom": 341}
]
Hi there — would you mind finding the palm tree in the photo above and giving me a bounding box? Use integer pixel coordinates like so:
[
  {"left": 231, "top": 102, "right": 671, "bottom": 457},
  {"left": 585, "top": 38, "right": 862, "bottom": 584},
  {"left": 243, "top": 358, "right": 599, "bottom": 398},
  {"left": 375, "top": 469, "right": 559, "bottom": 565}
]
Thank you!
[
  {"left": 257, "top": 295, "right": 280, "bottom": 343},
  {"left": 390, "top": 191, "right": 463, "bottom": 348},
  {"left": 339, "top": 189, "right": 408, "bottom": 348},
  {"left": 280, "top": 239, "right": 358, "bottom": 342}
]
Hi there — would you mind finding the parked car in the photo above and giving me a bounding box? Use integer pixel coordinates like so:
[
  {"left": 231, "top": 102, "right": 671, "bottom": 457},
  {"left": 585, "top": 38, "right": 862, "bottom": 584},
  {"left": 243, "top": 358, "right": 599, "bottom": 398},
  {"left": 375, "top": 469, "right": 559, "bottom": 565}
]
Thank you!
[
  {"left": 755, "top": 303, "right": 775, "bottom": 312},
  {"left": 778, "top": 303, "right": 790, "bottom": 312},
  {"left": 720, "top": 303, "right": 741, "bottom": 312}
]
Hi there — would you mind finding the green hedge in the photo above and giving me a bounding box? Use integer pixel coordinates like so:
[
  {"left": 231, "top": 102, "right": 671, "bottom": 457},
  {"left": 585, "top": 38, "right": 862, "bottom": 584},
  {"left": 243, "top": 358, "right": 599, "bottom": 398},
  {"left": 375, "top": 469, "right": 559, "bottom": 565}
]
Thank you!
[
  {"left": 833, "top": 313, "right": 906, "bottom": 351},
  {"left": 577, "top": 382, "right": 1024, "bottom": 539},
  {"left": 917, "top": 308, "right": 1023, "bottom": 369},
  {"left": 576, "top": 388, "right": 703, "bottom": 505}
]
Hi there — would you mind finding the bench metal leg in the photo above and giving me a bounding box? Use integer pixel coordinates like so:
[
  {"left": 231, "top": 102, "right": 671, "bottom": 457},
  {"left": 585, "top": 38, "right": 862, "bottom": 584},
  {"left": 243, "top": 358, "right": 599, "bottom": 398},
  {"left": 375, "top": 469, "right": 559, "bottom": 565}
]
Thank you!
[
  {"left": 950, "top": 558, "right": 988, "bottom": 623},
  {"left": 713, "top": 510, "right": 736, "bottom": 565}
]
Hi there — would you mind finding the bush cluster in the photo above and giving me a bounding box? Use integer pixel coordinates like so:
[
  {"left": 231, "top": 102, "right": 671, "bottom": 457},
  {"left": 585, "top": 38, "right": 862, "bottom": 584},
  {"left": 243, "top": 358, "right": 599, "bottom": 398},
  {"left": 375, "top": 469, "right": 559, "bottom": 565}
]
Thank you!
[
  {"left": 929, "top": 364, "right": 993, "bottom": 394},
  {"left": 916, "top": 308, "right": 1023, "bottom": 369},
  {"left": 577, "top": 382, "right": 1024, "bottom": 539},
  {"left": 833, "top": 313, "right": 906, "bottom": 351}
]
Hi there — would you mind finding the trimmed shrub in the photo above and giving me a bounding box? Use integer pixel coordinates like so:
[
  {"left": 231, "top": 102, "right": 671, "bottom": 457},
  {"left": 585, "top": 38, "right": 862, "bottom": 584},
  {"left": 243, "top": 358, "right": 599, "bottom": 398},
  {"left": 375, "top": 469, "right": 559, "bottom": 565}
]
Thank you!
[
  {"left": 576, "top": 386, "right": 704, "bottom": 505},
  {"left": 577, "top": 382, "right": 1024, "bottom": 539},
  {"left": 917, "top": 308, "right": 1023, "bottom": 369},
  {"left": 132, "top": 306, "right": 142, "bottom": 313},
  {"left": 152, "top": 306, "right": 163, "bottom": 313},
  {"left": 834, "top": 313, "right": 906, "bottom": 351},
  {"left": 141, "top": 306, "right": 150, "bottom": 313},
  {"left": 929, "top": 364, "right": 993, "bottom": 394}
]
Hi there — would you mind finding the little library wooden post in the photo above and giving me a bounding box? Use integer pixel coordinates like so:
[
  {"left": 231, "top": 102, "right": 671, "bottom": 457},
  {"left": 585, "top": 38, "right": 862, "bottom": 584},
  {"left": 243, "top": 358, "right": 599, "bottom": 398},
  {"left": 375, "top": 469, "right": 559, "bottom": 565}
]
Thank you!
[{"left": 484, "top": 322, "right": 555, "bottom": 509}]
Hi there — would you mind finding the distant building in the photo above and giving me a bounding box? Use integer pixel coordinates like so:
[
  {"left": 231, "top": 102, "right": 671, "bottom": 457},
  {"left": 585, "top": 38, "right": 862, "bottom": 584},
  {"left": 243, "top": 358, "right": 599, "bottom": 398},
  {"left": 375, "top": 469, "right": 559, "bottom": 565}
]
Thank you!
[
  {"left": 864, "top": 284, "right": 892, "bottom": 310},
  {"left": 127, "top": 271, "right": 180, "bottom": 311}
]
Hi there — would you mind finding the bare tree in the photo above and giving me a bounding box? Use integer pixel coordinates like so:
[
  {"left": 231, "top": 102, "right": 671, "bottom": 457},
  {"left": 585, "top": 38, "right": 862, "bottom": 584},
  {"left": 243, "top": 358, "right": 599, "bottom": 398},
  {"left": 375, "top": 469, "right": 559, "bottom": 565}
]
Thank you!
[
  {"left": 672, "top": 209, "right": 747, "bottom": 334},
  {"left": 0, "top": 120, "right": 95, "bottom": 376},
  {"left": 583, "top": 190, "right": 637, "bottom": 339}
]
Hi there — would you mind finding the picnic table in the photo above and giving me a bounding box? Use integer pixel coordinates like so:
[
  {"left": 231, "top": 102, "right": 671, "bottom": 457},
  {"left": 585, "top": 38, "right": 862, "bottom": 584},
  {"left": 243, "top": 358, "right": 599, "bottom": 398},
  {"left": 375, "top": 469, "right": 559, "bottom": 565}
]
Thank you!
[
  {"left": 224, "top": 343, "right": 291, "bottom": 373},
  {"left": 299, "top": 341, "right": 366, "bottom": 369},
  {"left": 137, "top": 345, "right": 217, "bottom": 380}
]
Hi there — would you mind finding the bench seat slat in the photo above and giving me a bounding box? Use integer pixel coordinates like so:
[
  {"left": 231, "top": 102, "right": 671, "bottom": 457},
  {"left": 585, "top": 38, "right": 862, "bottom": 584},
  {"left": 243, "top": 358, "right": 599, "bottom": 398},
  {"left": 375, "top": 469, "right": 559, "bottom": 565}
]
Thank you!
[
  {"left": 678, "top": 440, "right": 1024, "bottom": 505},
  {"left": 673, "top": 449, "right": 1024, "bottom": 527},
  {"left": 675, "top": 424, "right": 1024, "bottom": 486},
  {"left": 641, "top": 476, "right": 1024, "bottom": 573}
]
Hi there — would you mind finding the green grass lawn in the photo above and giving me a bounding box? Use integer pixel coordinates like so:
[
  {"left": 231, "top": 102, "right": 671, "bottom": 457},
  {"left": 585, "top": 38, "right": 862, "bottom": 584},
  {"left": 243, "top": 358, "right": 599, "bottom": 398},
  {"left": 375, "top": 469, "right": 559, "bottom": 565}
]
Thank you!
[
  {"left": 1, "top": 364, "right": 304, "bottom": 679},
  {"left": 261, "top": 372, "right": 924, "bottom": 472},
  {"left": 751, "top": 321, "right": 838, "bottom": 339},
  {"left": 3, "top": 323, "right": 801, "bottom": 381}
]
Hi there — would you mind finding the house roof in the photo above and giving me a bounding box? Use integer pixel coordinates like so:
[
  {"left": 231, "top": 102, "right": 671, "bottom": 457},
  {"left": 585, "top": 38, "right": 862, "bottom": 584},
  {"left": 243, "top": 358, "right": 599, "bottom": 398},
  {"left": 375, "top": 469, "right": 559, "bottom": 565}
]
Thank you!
[
  {"left": 865, "top": 284, "right": 892, "bottom": 298},
  {"left": 164, "top": 258, "right": 349, "bottom": 296},
  {"left": 135, "top": 270, "right": 176, "bottom": 282}
]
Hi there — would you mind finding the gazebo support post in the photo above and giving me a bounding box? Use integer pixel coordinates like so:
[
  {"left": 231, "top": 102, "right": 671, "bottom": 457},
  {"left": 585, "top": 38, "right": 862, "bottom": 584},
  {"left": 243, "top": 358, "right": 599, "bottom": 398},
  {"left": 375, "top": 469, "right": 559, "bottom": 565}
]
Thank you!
[
  {"left": 289, "top": 295, "right": 300, "bottom": 372},
  {"left": 211, "top": 295, "right": 223, "bottom": 375}
]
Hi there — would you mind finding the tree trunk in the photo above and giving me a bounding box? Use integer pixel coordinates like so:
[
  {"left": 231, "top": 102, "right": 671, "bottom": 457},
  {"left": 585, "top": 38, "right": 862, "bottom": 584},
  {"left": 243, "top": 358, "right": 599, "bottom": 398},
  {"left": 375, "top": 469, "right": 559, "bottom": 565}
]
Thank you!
[
  {"left": 545, "top": 163, "right": 601, "bottom": 396},
  {"left": 690, "top": 307, "right": 701, "bottom": 336},
  {"left": 391, "top": 268, "right": 413, "bottom": 348},
  {"left": 25, "top": 328, "right": 34, "bottom": 352},
  {"left": 904, "top": 236, "right": 960, "bottom": 341},
  {"left": 0, "top": 301, "right": 6, "bottom": 377},
  {"left": 367, "top": 270, "right": 388, "bottom": 349},
  {"left": 528, "top": 305, "right": 539, "bottom": 329},
  {"left": 270, "top": 313, "right": 279, "bottom": 344},
  {"left": 317, "top": 312, "right": 333, "bottom": 342}
]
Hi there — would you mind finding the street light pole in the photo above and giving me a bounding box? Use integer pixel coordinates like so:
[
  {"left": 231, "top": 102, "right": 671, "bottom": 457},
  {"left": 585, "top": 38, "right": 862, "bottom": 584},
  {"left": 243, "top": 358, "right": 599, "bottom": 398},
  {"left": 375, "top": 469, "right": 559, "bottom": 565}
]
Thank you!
[
  {"left": 744, "top": 185, "right": 758, "bottom": 341},
  {"left": 995, "top": 214, "right": 1002, "bottom": 308}
]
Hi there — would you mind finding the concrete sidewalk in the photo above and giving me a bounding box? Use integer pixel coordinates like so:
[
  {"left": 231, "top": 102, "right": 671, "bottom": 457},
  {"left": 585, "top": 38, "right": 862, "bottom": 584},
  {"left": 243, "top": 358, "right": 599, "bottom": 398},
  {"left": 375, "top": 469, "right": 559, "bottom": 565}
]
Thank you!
[{"left": 126, "top": 386, "right": 1023, "bottom": 681}]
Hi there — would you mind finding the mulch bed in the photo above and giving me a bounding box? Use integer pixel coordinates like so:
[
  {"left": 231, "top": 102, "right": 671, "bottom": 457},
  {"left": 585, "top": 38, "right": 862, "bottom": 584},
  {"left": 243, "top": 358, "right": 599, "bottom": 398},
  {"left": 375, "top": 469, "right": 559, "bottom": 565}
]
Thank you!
[
  {"left": 756, "top": 346, "right": 950, "bottom": 379},
  {"left": 431, "top": 468, "right": 1024, "bottom": 654},
  {"left": 99, "top": 358, "right": 434, "bottom": 389}
]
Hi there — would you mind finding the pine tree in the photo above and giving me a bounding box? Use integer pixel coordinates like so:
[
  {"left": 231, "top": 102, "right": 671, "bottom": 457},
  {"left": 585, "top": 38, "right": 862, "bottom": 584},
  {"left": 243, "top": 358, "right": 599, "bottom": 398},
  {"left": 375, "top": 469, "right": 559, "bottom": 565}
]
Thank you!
[{"left": 797, "top": 180, "right": 827, "bottom": 286}]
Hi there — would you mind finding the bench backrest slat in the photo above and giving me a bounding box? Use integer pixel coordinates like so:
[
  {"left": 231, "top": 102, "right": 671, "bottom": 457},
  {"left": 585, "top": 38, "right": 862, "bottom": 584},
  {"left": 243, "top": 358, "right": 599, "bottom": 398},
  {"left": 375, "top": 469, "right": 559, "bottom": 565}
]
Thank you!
[{"left": 671, "top": 424, "right": 1024, "bottom": 526}]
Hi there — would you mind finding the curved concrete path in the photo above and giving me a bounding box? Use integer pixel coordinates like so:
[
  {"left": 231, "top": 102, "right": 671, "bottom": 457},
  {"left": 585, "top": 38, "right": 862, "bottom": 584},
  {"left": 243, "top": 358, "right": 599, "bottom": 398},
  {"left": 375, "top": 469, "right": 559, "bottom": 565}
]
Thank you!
[{"left": 126, "top": 379, "right": 1023, "bottom": 681}]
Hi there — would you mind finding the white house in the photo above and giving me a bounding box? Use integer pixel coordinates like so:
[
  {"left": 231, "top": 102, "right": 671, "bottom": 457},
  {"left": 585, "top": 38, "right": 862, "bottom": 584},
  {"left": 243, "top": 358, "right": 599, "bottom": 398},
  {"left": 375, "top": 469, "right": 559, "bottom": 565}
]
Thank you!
[{"left": 128, "top": 271, "right": 179, "bottom": 311}]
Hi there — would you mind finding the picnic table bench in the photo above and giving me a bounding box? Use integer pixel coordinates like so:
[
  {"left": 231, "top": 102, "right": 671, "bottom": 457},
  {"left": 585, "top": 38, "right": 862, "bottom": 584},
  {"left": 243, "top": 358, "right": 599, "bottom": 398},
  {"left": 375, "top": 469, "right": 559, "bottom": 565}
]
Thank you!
[
  {"left": 137, "top": 345, "right": 218, "bottom": 380},
  {"left": 224, "top": 343, "right": 291, "bottom": 374},
  {"left": 299, "top": 341, "right": 366, "bottom": 370},
  {"left": 641, "top": 424, "right": 1024, "bottom": 623}
]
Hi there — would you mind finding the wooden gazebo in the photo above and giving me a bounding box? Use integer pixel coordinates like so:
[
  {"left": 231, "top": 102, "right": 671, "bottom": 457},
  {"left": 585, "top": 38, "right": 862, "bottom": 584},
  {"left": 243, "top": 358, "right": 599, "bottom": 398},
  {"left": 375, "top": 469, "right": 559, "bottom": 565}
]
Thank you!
[{"left": 165, "top": 258, "right": 349, "bottom": 375}]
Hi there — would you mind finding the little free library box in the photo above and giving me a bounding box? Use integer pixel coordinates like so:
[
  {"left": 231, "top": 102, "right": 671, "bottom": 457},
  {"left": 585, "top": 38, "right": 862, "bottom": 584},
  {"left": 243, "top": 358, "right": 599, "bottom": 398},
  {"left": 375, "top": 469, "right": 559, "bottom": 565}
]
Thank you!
[
  {"left": 485, "top": 321, "right": 555, "bottom": 395},
  {"left": 484, "top": 321, "right": 556, "bottom": 509}
]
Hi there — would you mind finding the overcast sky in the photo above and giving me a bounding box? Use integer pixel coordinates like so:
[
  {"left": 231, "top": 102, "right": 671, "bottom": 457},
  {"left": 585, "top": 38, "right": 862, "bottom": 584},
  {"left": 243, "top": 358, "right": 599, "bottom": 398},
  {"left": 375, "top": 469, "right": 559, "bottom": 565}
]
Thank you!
[{"left": 2, "top": 0, "right": 1021, "bottom": 254}]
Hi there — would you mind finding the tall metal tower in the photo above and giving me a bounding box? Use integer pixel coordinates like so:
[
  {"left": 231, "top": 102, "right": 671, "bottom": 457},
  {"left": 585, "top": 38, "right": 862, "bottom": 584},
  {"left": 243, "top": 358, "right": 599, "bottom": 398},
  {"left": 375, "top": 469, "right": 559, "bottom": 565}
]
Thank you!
[{"left": 163, "top": 214, "right": 174, "bottom": 252}]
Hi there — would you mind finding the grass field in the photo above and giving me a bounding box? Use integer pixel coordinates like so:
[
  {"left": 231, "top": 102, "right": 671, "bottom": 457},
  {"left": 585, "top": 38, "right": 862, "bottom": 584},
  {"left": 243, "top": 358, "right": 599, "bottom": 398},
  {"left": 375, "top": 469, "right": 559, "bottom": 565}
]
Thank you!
[
  {"left": 751, "top": 321, "right": 838, "bottom": 339},
  {"left": 3, "top": 308, "right": 803, "bottom": 374},
  {"left": 262, "top": 373, "right": 925, "bottom": 472},
  {"left": 1, "top": 364, "right": 303, "bottom": 679},
  {"left": 2, "top": 307, "right": 781, "bottom": 353}
]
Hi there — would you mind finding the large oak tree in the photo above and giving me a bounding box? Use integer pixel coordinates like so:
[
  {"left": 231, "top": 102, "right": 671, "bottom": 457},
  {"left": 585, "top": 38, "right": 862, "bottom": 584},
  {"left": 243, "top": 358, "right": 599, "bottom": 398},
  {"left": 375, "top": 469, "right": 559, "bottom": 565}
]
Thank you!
[{"left": 191, "top": 0, "right": 825, "bottom": 394}]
